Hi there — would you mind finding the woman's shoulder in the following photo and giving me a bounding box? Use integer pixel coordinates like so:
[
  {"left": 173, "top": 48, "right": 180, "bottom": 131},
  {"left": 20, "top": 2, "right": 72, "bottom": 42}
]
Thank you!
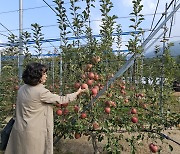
[
  {"left": 19, "top": 83, "right": 46, "bottom": 91},
  {"left": 36, "top": 84, "right": 50, "bottom": 92}
]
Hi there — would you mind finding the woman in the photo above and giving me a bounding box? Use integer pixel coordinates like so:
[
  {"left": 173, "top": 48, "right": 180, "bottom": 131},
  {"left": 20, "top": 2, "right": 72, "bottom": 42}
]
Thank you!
[{"left": 5, "top": 62, "right": 86, "bottom": 154}]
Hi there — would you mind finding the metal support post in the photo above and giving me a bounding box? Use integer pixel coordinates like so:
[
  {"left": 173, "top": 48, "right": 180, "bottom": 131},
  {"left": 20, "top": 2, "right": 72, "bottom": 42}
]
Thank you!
[
  {"left": 18, "top": 0, "right": 24, "bottom": 83},
  {"left": 0, "top": 49, "right": 1, "bottom": 77},
  {"left": 159, "top": 3, "right": 168, "bottom": 115}
]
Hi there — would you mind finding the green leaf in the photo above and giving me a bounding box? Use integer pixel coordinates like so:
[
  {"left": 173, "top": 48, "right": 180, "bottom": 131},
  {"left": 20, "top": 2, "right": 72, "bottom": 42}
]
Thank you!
[
  {"left": 139, "top": 17, "right": 145, "bottom": 21},
  {"left": 91, "top": 4, "right": 95, "bottom": 8},
  {"left": 130, "top": 18, "right": 136, "bottom": 22}
]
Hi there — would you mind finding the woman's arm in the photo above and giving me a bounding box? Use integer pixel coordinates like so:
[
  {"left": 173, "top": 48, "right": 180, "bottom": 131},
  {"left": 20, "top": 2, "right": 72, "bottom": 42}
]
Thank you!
[{"left": 40, "top": 87, "right": 85, "bottom": 104}]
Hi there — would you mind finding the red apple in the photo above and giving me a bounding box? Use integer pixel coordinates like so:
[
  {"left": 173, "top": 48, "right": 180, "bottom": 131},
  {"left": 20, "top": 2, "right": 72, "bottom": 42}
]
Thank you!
[
  {"left": 81, "top": 112, "right": 87, "bottom": 119},
  {"left": 121, "top": 85, "right": 125, "bottom": 90},
  {"left": 74, "top": 105, "right": 79, "bottom": 113},
  {"left": 139, "top": 93, "right": 144, "bottom": 97},
  {"left": 86, "top": 79, "right": 94, "bottom": 86},
  {"left": 56, "top": 103, "right": 61, "bottom": 108},
  {"left": 149, "top": 143, "right": 158, "bottom": 153},
  {"left": 81, "top": 74, "right": 86, "bottom": 79},
  {"left": 94, "top": 74, "right": 99, "bottom": 81},
  {"left": 131, "top": 108, "right": 137, "bottom": 114},
  {"left": 120, "top": 89, "right": 126, "bottom": 95},
  {"left": 91, "top": 88, "right": 98, "bottom": 95},
  {"left": 111, "top": 101, "right": 116, "bottom": 107},
  {"left": 124, "top": 99, "right": 129, "bottom": 103},
  {"left": 14, "top": 85, "right": 19, "bottom": 90},
  {"left": 62, "top": 109, "right": 69, "bottom": 115},
  {"left": 74, "top": 82, "right": 81, "bottom": 89},
  {"left": 105, "top": 107, "right": 111, "bottom": 114},
  {"left": 105, "top": 101, "right": 111, "bottom": 107},
  {"left": 54, "top": 84, "right": 58, "bottom": 89},
  {"left": 99, "top": 85, "right": 104, "bottom": 90},
  {"left": 142, "top": 103, "right": 147, "bottom": 109},
  {"left": 81, "top": 83, "right": 88, "bottom": 89},
  {"left": 131, "top": 117, "right": 138, "bottom": 123},
  {"left": 88, "top": 72, "right": 94, "bottom": 79},
  {"left": 86, "top": 64, "right": 93, "bottom": 69},
  {"left": 75, "top": 132, "right": 81, "bottom": 139},
  {"left": 61, "top": 103, "right": 68, "bottom": 108},
  {"left": 93, "top": 122, "right": 99, "bottom": 130},
  {"left": 94, "top": 85, "right": 99, "bottom": 91},
  {"left": 56, "top": 109, "right": 62, "bottom": 116}
]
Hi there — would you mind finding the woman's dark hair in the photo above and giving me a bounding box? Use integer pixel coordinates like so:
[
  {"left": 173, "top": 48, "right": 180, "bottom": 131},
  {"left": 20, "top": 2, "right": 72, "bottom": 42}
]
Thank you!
[{"left": 22, "top": 62, "right": 47, "bottom": 86}]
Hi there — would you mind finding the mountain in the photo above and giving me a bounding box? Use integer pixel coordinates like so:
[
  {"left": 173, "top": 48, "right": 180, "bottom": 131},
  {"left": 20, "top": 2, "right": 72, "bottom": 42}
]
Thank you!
[{"left": 144, "top": 40, "right": 180, "bottom": 58}]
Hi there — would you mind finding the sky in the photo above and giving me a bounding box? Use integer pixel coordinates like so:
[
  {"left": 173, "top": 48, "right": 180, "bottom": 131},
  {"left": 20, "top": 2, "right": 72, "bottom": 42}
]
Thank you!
[{"left": 0, "top": 0, "right": 180, "bottom": 56}]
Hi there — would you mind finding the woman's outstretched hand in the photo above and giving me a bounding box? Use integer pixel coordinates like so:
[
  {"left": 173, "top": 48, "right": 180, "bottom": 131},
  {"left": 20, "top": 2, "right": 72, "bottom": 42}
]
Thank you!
[{"left": 77, "top": 87, "right": 88, "bottom": 95}]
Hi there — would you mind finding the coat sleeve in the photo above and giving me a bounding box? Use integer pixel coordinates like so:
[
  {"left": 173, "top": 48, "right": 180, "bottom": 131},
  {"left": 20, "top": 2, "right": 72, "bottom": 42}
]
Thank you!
[{"left": 40, "top": 88, "right": 78, "bottom": 104}]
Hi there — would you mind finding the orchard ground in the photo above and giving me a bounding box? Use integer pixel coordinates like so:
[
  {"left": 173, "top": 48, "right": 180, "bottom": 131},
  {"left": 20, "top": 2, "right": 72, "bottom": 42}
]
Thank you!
[
  {"left": 0, "top": 128, "right": 179, "bottom": 154},
  {"left": 54, "top": 128, "right": 180, "bottom": 154}
]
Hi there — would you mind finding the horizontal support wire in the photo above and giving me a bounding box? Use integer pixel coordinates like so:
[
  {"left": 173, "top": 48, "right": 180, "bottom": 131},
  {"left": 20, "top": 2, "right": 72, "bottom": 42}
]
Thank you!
[{"left": 0, "top": 31, "right": 140, "bottom": 47}]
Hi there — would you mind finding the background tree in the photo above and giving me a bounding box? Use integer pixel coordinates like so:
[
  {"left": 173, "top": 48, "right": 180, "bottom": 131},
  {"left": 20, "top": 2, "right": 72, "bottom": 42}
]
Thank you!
[{"left": 31, "top": 23, "right": 44, "bottom": 57}]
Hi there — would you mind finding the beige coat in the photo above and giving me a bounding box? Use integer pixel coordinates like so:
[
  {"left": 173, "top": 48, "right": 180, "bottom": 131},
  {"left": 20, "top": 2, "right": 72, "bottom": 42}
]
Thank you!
[{"left": 5, "top": 84, "right": 78, "bottom": 154}]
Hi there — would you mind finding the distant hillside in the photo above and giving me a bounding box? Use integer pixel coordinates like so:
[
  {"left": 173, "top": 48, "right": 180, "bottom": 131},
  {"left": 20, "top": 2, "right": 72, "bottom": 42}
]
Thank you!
[{"left": 145, "top": 41, "right": 180, "bottom": 58}]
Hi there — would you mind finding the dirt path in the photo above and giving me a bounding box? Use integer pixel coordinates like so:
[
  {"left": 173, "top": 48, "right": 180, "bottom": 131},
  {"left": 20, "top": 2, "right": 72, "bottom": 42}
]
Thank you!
[
  {"left": 172, "top": 92, "right": 180, "bottom": 97},
  {"left": 54, "top": 128, "right": 180, "bottom": 154}
]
